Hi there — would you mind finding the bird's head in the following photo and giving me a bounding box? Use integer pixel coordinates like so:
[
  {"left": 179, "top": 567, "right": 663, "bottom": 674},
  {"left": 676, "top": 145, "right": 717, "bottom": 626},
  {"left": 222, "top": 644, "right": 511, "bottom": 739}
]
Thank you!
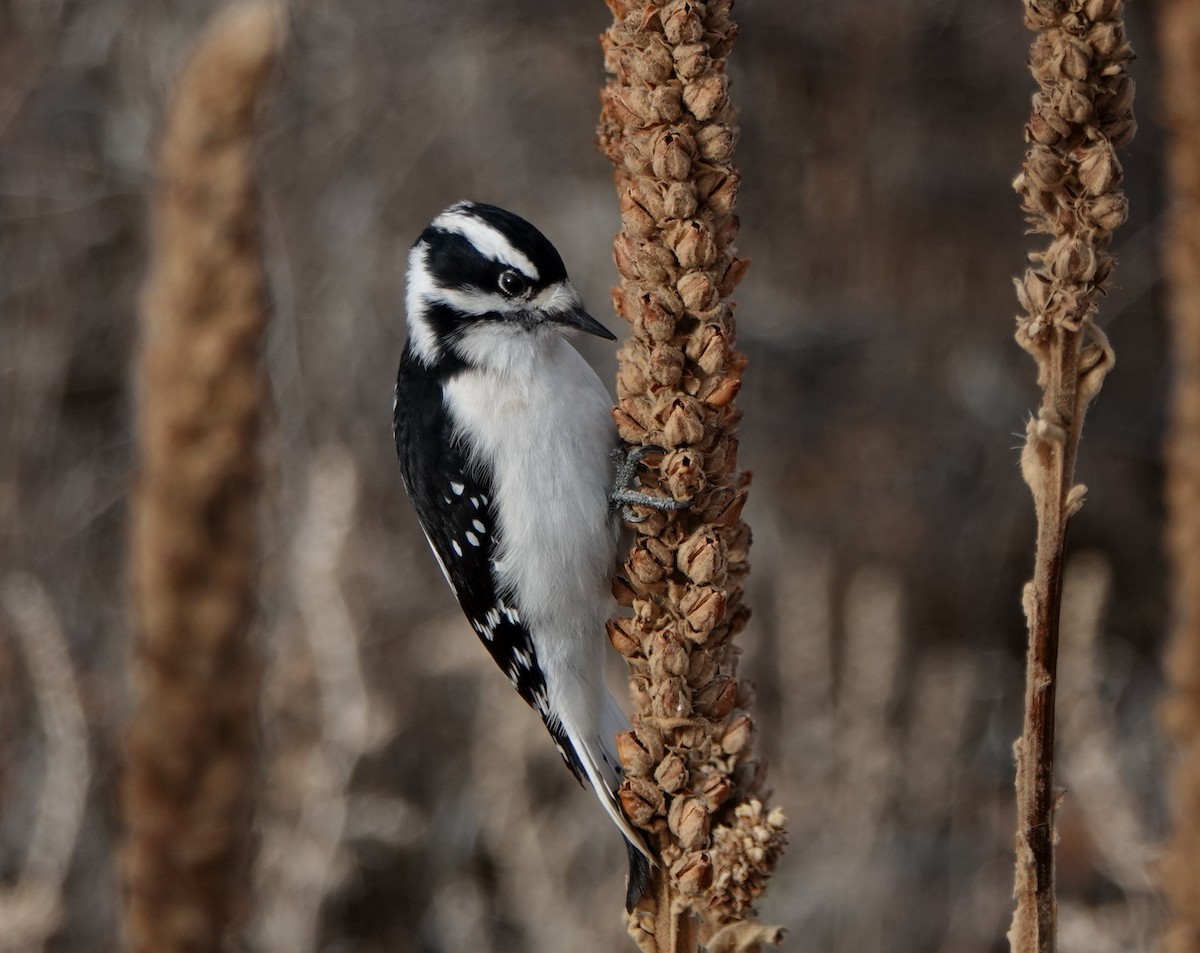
[{"left": 405, "top": 201, "right": 615, "bottom": 369}]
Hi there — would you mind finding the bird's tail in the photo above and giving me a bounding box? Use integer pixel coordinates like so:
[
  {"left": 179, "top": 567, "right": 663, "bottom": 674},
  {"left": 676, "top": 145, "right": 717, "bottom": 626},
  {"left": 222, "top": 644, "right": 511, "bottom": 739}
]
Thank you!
[{"left": 552, "top": 684, "right": 655, "bottom": 911}]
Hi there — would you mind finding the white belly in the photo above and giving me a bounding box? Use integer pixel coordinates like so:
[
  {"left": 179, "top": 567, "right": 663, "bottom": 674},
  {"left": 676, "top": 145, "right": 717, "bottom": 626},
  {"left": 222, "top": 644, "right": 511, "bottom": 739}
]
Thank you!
[{"left": 443, "top": 331, "right": 618, "bottom": 643}]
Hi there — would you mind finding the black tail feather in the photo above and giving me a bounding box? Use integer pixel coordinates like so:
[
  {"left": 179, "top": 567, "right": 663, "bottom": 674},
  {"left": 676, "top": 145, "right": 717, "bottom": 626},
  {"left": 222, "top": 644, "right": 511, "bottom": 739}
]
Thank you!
[{"left": 625, "top": 839, "right": 653, "bottom": 912}]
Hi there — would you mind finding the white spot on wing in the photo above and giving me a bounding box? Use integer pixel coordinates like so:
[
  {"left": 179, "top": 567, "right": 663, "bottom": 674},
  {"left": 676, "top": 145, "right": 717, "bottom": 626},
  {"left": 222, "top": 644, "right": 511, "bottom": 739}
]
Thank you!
[
  {"left": 466, "top": 531, "right": 479, "bottom": 546},
  {"left": 472, "top": 519, "right": 486, "bottom": 533},
  {"left": 451, "top": 482, "right": 465, "bottom": 495}
]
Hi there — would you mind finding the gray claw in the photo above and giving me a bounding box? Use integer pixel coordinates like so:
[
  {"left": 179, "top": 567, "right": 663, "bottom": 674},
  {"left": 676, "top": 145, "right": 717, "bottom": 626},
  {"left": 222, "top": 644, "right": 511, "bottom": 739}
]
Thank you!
[{"left": 609, "top": 445, "right": 693, "bottom": 520}]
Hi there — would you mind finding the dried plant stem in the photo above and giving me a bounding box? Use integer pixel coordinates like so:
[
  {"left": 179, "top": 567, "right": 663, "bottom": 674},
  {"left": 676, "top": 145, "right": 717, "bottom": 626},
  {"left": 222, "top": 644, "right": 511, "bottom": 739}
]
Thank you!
[
  {"left": 254, "top": 449, "right": 369, "bottom": 953},
  {"left": 1160, "top": 1, "right": 1200, "bottom": 949},
  {"left": 598, "top": 2, "right": 785, "bottom": 950},
  {"left": 123, "top": 6, "right": 280, "bottom": 953},
  {"left": 1007, "top": 3, "right": 1134, "bottom": 952},
  {"left": 0, "top": 576, "right": 90, "bottom": 953}
]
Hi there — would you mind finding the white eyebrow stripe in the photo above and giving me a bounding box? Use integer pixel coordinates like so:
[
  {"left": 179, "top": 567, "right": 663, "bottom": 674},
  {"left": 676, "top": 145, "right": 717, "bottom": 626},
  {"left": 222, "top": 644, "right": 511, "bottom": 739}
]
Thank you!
[{"left": 434, "top": 209, "right": 540, "bottom": 280}]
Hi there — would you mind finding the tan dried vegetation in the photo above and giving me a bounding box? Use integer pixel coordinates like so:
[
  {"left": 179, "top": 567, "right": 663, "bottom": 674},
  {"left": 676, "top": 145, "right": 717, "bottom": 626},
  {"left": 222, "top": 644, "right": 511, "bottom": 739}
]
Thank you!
[
  {"left": 1007, "top": 1, "right": 1134, "bottom": 952},
  {"left": 122, "top": 5, "right": 281, "bottom": 952},
  {"left": 1160, "top": 1, "right": 1200, "bottom": 951},
  {"left": 9, "top": 2, "right": 1200, "bottom": 952},
  {"left": 598, "top": 1, "right": 786, "bottom": 950}
]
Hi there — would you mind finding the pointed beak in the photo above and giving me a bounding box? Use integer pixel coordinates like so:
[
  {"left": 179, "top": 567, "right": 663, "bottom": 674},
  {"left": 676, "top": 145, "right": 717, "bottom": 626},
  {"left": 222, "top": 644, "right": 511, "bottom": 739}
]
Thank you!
[{"left": 556, "top": 307, "right": 617, "bottom": 341}]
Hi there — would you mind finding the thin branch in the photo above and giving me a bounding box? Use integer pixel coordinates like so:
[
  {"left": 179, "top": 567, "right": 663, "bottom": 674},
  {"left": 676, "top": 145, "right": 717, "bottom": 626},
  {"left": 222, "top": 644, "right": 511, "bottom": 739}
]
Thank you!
[{"left": 1007, "top": 3, "right": 1134, "bottom": 952}]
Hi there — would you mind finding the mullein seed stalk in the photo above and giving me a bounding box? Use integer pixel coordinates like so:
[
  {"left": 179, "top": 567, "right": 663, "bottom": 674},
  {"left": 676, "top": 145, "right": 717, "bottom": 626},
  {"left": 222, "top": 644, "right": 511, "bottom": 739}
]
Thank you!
[
  {"left": 598, "top": 2, "right": 786, "bottom": 950},
  {"left": 1159, "top": 1, "right": 1200, "bottom": 950},
  {"left": 1008, "top": 2, "right": 1133, "bottom": 952},
  {"left": 123, "top": 7, "right": 280, "bottom": 952}
]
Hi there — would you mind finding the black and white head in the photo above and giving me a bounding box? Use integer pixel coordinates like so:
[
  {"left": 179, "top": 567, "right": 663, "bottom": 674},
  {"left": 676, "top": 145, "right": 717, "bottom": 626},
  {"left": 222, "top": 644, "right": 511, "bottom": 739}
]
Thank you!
[{"left": 405, "top": 202, "right": 615, "bottom": 369}]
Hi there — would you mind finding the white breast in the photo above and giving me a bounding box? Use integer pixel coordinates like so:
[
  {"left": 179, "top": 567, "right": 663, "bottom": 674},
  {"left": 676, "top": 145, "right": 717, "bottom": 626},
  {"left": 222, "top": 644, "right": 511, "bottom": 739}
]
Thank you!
[{"left": 443, "top": 327, "right": 619, "bottom": 642}]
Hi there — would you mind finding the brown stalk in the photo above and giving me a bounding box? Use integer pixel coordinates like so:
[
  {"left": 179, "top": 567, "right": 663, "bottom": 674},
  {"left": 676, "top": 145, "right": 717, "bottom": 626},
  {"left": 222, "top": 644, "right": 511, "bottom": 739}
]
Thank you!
[
  {"left": 1007, "top": 3, "right": 1133, "bottom": 952},
  {"left": 1160, "top": 1, "right": 1200, "bottom": 950},
  {"left": 597, "top": 2, "right": 786, "bottom": 950},
  {"left": 122, "top": 6, "right": 281, "bottom": 953}
]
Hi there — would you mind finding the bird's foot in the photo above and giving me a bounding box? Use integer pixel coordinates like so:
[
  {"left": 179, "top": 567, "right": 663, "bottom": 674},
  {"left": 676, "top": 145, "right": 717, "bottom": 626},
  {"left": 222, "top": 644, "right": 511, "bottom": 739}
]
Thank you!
[{"left": 609, "top": 445, "right": 693, "bottom": 523}]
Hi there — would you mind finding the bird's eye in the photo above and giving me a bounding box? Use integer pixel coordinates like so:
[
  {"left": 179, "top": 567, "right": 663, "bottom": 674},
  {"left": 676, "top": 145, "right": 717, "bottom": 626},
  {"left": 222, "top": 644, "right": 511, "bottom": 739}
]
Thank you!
[{"left": 498, "top": 270, "right": 528, "bottom": 297}]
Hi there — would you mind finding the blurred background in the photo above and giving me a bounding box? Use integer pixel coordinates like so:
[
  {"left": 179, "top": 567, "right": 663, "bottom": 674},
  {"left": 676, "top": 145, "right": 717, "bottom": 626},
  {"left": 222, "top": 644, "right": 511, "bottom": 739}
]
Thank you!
[{"left": 0, "top": 1, "right": 1169, "bottom": 951}]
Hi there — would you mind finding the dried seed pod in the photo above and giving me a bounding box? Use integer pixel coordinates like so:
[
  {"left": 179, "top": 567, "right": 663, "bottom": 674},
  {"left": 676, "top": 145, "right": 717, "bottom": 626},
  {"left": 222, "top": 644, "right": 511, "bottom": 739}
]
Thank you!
[
  {"left": 630, "top": 35, "right": 674, "bottom": 84},
  {"left": 612, "top": 574, "right": 639, "bottom": 607},
  {"left": 699, "top": 371, "right": 742, "bottom": 409},
  {"left": 655, "top": 675, "right": 692, "bottom": 719},
  {"left": 631, "top": 176, "right": 668, "bottom": 221},
  {"left": 648, "top": 629, "right": 690, "bottom": 678},
  {"left": 662, "top": 448, "right": 706, "bottom": 500},
  {"left": 666, "top": 219, "right": 718, "bottom": 270},
  {"left": 1016, "top": 270, "right": 1052, "bottom": 315},
  {"left": 698, "top": 772, "right": 735, "bottom": 811},
  {"left": 678, "top": 271, "right": 720, "bottom": 313},
  {"left": 1027, "top": 110, "right": 1063, "bottom": 145},
  {"left": 652, "top": 129, "right": 696, "bottom": 181},
  {"left": 620, "top": 777, "right": 666, "bottom": 825},
  {"left": 679, "top": 584, "right": 725, "bottom": 637},
  {"left": 1082, "top": 191, "right": 1128, "bottom": 231},
  {"left": 672, "top": 851, "right": 714, "bottom": 897},
  {"left": 620, "top": 188, "right": 658, "bottom": 238},
  {"left": 673, "top": 42, "right": 710, "bottom": 79},
  {"left": 658, "top": 395, "right": 707, "bottom": 447},
  {"left": 695, "top": 122, "right": 734, "bottom": 162},
  {"left": 725, "top": 519, "right": 752, "bottom": 565},
  {"left": 695, "top": 676, "right": 738, "bottom": 719},
  {"left": 686, "top": 648, "right": 717, "bottom": 687},
  {"left": 628, "top": 537, "right": 670, "bottom": 585},
  {"left": 1024, "top": 145, "right": 1068, "bottom": 190},
  {"left": 1047, "top": 235, "right": 1098, "bottom": 284},
  {"left": 617, "top": 729, "right": 658, "bottom": 777},
  {"left": 677, "top": 530, "right": 724, "bottom": 584},
  {"left": 629, "top": 289, "right": 680, "bottom": 342},
  {"left": 661, "top": 0, "right": 704, "bottom": 44},
  {"left": 663, "top": 181, "right": 698, "bottom": 220},
  {"left": 717, "top": 256, "right": 750, "bottom": 296},
  {"left": 614, "top": 406, "right": 650, "bottom": 443},
  {"left": 1077, "top": 141, "right": 1122, "bottom": 195},
  {"left": 668, "top": 796, "right": 711, "bottom": 849},
  {"left": 648, "top": 343, "right": 685, "bottom": 386},
  {"left": 632, "top": 238, "right": 681, "bottom": 284},
  {"left": 719, "top": 713, "right": 754, "bottom": 755},
  {"left": 683, "top": 71, "right": 728, "bottom": 121},
  {"left": 651, "top": 82, "right": 685, "bottom": 123},
  {"left": 616, "top": 350, "right": 651, "bottom": 400},
  {"left": 611, "top": 87, "right": 656, "bottom": 126},
  {"left": 607, "top": 617, "right": 642, "bottom": 656},
  {"left": 654, "top": 752, "right": 689, "bottom": 793}
]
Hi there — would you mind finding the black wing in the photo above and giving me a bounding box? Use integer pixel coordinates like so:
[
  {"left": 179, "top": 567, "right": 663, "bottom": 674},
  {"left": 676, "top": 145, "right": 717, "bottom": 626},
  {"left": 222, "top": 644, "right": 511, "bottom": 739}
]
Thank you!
[{"left": 393, "top": 348, "right": 585, "bottom": 779}]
